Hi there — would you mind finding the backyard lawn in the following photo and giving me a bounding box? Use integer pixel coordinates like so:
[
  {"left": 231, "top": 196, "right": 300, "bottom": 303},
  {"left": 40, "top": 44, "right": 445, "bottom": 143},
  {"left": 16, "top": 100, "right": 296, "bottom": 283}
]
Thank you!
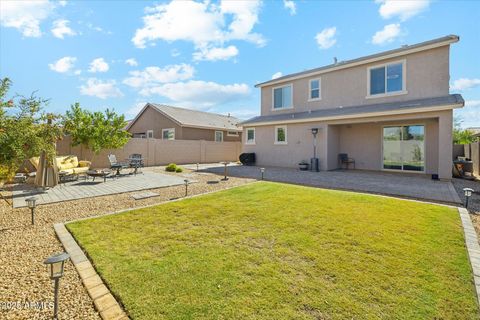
[{"left": 67, "top": 182, "right": 479, "bottom": 319}]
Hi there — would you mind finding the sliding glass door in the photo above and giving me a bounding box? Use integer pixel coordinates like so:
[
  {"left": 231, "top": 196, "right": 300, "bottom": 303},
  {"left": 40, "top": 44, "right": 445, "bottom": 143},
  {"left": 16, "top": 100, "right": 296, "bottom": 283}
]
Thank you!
[{"left": 383, "top": 125, "right": 424, "bottom": 172}]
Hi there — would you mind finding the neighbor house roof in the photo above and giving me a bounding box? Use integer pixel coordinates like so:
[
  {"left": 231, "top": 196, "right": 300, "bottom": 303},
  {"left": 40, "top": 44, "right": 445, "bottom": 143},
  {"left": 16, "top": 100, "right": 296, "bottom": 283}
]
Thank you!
[
  {"left": 256, "top": 35, "right": 459, "bottom": 88},
  {"left": 126, "top": 103, "right": 242, "bottom": 132},
  {"left": 241, "top": 94, "right": 464, "bottom": 126}
]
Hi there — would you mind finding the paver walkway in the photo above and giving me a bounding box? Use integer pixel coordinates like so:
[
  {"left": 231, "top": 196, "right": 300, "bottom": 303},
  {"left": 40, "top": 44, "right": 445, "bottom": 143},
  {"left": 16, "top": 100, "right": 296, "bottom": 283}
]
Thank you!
[
  {"left": 203, "top": 165, "right": 462, "bottom": 204},
  {"left": 12, "top": 170, "right": 191, "bottom": 208}
]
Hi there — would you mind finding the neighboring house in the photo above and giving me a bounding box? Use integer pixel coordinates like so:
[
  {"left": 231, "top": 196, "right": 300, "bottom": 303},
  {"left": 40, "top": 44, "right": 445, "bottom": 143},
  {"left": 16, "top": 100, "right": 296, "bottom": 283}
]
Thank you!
[
  {"left": 126, "top": 103, "right": 242, "bottom": 142},
  {"left": 241, "top": 35, "right": 463, "bottom": 180},
  {"left": 467, "top": 127, "right": 480, "bottom": 140}
]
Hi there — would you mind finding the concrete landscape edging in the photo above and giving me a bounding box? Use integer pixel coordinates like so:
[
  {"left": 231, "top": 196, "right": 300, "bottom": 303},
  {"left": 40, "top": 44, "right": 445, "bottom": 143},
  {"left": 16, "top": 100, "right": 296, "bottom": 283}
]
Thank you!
[{"left": 458, "top": 207, "right": 480, "bottom": 307}]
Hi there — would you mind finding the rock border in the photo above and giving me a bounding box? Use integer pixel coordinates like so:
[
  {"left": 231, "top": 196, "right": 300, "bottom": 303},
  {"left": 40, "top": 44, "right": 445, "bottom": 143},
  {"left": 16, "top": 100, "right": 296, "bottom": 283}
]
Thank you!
[
  {"left": 54, "top": 223, "right": 128, "bottom": 320},
  {"left": 458, "top": 207, "right": 480, "bottom": 306}
]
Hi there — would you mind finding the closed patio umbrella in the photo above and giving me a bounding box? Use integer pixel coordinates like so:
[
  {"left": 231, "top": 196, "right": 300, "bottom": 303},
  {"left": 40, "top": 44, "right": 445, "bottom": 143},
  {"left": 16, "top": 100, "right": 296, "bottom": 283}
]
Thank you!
[{"left": 34, "top": 150, "right": 59, "bottom": 189}]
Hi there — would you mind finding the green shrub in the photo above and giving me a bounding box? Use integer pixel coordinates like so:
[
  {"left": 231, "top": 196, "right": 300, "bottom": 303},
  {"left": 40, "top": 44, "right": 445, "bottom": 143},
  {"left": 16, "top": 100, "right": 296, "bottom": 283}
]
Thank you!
[
  {"left": 175, "top": 167, "right": 183, "bottom": 173},
  {"left": 165, "top": 163, "right": 177, "bottom": 172}
]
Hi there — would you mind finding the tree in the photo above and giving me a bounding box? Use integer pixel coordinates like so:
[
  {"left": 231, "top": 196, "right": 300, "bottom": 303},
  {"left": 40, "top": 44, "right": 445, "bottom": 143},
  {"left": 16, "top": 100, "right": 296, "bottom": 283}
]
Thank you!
[
  {"left": 63, "top": 103, "right": 130, "bottom": 161},
  {"left": 453, "top": 117, "right": 477, "bottom": 144},
  {"left": 0, "top": 78, "right": 63, "bottom": 182}
]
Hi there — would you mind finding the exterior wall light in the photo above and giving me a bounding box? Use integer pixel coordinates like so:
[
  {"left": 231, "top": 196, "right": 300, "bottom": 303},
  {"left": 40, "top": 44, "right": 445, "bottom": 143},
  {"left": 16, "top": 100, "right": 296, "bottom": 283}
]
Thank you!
[
  {"left": 463, "top": 188, "right": 474, "bottom": 208},
  {"left": 44, "top": 252, "right": 70, "bottom": 319},
  {"left": 25, "top": 196, "right": 38, "bottom": 225}
]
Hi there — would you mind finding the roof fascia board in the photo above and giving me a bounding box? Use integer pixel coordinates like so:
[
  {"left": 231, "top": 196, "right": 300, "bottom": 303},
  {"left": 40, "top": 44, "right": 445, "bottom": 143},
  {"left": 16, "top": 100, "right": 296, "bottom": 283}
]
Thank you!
[{"left": 242, "top": 103, "right": 463, "bottom": 127}]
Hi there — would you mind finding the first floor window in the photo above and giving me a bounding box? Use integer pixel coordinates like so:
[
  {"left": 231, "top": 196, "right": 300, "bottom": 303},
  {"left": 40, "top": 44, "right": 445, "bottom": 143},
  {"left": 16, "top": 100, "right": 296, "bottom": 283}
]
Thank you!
[
  {"left": 275, "top": 126, "right": 287, "bottom": 144},
  {"left": 162, "top": 128, "right": 175, "bottom": 140},
  {"left": 227, "top": 131, "right": 239, "bottom": 136},
  {"left": 273, "top": 85, "right": 292, "bottom": 109},
  {"left": 246, "top": 128, "right": 255, "bottom": 144},
  {"left": 215, "top": 131, "right": 223, "bottom": 142},
  {"left": 369, "top": 62, "right": 404, "bottom": 96},
  {"left": 309, "top": 79, "right": 321, "bottom": 100}
]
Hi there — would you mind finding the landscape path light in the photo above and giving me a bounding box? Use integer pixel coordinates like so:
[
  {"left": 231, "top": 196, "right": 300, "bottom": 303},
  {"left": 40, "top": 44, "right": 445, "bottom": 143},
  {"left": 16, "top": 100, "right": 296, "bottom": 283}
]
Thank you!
[
  {"left": 25, "top": 196, "right": 38, "bottom": 225},
  {"left": 260, "top": 168, "right": 265, "bottom": 180},
  {"left": 221, "top": 161, "right": 229, "bottom": 181},
  {"left": 184, "top": 179, "right": 190, "bottom": 197},
  {"left": 44, "top": 252, "right": 70, "bottom": 319},
  {"left": 463, "top": 187, "right": 474, "bottom": 209}
]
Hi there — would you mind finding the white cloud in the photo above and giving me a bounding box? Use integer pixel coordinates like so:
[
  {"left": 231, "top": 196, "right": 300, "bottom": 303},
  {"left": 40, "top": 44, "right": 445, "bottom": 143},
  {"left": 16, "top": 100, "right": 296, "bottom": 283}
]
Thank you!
[
  {"left": 455, "top": 100, "right": 480, "bottom": 128},
  {"left": 271, "top": 72, "right": 283, "bottom": 79},
  {"left": 88, "top": 58, "right": 109, "bottom": 73},
  {"left": 139, "top": 80, "right": 250, "bottom": 108},
  {"left": 125, "top": 101, "right": 147, "bottom": 116},
  {"left": 74, "top": 70, "right": 81, "bottom": 75},
  {"left": 132, "top": 0, "right": 264, "bottom": 60},
  {"left": 171, "top": 49, "right": 181, "bottom": 57},
  {"left": 80, "top": 78, "right": 123, "bottom": 99},
  {"left": 451, "top": 78, "right": 480, "bottom": 91},
  {"left": 123, "top": 64, "right": 195, "bottom": 88},
  {"left": 48, "top": 56, "right": 77, "bottom": 73},
  {"left": 51, "top": 19, "right": 76, "bottom": 39},
  {"left": 0, "top": 0, "right": 55, "bottom": 37},
  {"left": 376, "top": 0, "right": 430, "bottom": 21},
  {"left": 283, "top": 0, "right": 296, "bottom": 15},
  {"left": 193, "top": 45, "right": 239, "bottom": 61},
  {"left": 125, "top": 58, "right": 138, "bottom": 67},
  {"left": 59, "top": 1, "right": 67, "bottom": 6},
  {"left": 315, "top": 27, "right": 337, "bottom": 49},
  {"left": 371, "top": 23, "right": 402, "bottom": 45},
  {"left": 229, "top": 109, "right": 259, "bottom": 119}
]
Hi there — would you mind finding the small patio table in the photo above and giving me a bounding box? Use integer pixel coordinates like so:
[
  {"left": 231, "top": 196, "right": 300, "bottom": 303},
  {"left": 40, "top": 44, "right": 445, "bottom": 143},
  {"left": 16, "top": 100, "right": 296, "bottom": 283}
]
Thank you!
[{"left": 86, "top": 170, "right": 111, "bottom": 183}]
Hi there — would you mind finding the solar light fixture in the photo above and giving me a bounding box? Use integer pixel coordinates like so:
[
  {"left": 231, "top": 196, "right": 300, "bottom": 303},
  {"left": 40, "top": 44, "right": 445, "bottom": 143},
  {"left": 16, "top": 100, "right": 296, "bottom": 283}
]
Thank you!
[
  {"left": 44, "top": 252, "right": 70, "bottom": 319},
  {"left": 25, "top": 196, "right": 38, "bottom": 225},
  {"left": 221, "top": 161, "right": 229, "bottom": 181},
  {"left": 196, "top": 163, "right": 199, "bottom": 172},
  {"left": 260, "top": 168, "right": 265, "bottom": 180},
  {"left": 463, "top": 188, "right": 474, "bottom": 208},
  {"left": 184, "top": 179, "right": 189, "bottom": 197}
]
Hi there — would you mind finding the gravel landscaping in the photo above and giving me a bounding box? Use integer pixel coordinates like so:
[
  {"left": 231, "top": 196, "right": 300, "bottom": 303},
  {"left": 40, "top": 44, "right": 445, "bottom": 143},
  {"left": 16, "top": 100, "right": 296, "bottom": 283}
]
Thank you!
[
  {"left": 452, "top": 178, "right": 480, "bottom": 237},
  {"left": 0, "top": 167, "right": 254, "bottom": 319}
]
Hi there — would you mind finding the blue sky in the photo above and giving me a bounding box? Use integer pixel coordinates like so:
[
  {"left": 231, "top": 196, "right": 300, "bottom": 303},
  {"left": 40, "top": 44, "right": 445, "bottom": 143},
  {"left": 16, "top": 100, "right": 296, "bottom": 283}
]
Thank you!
[{"left": 0, "top": 0, "right": 479, "bottom": 127}]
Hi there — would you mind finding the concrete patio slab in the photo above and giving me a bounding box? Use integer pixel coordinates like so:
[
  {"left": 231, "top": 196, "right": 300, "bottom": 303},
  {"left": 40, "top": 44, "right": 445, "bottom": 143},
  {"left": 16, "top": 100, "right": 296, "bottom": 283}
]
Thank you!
[
  {"left": 203, "top": 165, "right": 462, "bottom": 204},
  {"left": 12, "top": 170, "right": 193, "bottom": 208}
]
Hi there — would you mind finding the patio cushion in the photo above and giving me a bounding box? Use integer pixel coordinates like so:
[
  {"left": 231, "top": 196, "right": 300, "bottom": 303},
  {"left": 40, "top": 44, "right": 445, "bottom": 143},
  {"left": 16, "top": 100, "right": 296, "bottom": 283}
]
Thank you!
[
  {"left": 73, "top": 167, "right": 90, "bottom": 174},
  {"left": 78, "top": 160, "right": 91, "bottom": 168},
  {"left": 55, "top": 156, "right": 79, "bottom": 170}
]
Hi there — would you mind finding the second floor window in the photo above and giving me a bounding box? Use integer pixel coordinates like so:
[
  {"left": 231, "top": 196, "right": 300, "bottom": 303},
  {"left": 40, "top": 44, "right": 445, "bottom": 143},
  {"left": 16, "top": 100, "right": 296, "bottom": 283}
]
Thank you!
[
  {"left": 246, "top": 128, "right": 255, "bottom": 144},
  {"left": 369, "top": 62, "right": 404, "bottom": 96},
  {"left": 273, "top": 85, "right": 292, "bottom": 109},
  {"left": 215, "top": 131, "right": 223, "bottom": 142},
  {"left": 309, "top": 79, "right": 321, "bottom": 100},
  {"left": 162, "top": 128, "right": 175, "bottom": 140}
]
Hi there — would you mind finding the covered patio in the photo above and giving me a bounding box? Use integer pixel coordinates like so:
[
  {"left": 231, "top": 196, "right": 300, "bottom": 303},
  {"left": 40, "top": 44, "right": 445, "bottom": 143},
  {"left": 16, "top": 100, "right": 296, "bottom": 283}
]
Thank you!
[{"left": 203, "top": 164, "right": 461, "bottom": 204}]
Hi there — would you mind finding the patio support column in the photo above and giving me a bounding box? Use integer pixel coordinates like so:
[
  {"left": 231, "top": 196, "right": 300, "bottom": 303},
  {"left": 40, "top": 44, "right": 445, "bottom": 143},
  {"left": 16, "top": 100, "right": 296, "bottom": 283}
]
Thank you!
[{"left": 438, "top": 110, "right": 453, "bottom": 180}]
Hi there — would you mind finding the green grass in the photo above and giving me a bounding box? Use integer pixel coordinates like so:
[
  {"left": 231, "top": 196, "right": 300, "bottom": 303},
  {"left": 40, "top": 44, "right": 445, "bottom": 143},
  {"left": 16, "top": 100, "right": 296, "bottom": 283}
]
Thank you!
[{"left": 67, "top": 182, "right": 479, "bottom": 319}]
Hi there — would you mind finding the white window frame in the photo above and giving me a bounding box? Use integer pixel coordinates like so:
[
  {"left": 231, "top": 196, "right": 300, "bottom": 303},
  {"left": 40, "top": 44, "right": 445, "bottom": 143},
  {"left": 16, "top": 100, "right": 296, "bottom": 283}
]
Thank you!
[
  {"left": 366, "top": 59, "right": 407, "bottom": 99},
  {"left": 271, "top": 84, "right": 293, "bottom": 110},
  {"left": 162, "top": 128, "right": 175, "bottom": 140},
  {"left": 245, "top": 128, "right": 255, "bottom": 145},
  {"left": 215, "top": 130, "right": 224, "bottom": 142},
  {"left": 274, "top": 125, "right": 288, "bottom": 145},
  {"left": 227, "top": 131, "right": 239, "bottom": 137},
  {"left": 147, "top": 130, "right": 154, "bottom": 139},
  {"left": 308, "top": 78, "right": 321, "bottom": 101}
]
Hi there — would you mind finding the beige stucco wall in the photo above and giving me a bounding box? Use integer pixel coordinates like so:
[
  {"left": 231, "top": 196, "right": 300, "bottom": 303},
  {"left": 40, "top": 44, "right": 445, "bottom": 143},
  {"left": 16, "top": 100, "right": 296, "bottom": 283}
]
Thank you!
[
  {"left": 128, "top": 105, "right": 241, "bottom": 141},
  {"left": 242, "top": 110, "right": 453, "bottom": 179},
  {"left": 260, "top": 46, "right": 450, "bottom": 116}
]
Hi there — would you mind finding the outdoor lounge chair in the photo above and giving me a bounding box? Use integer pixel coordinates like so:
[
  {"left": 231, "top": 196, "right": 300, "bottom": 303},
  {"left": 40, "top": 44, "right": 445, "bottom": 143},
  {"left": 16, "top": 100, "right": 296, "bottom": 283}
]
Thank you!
[
  {"left": 108, "top": 154, "right": 129, "bottom": 175},
  {"left": 339, "top": 153, "right": 355, "bottom": 169}
]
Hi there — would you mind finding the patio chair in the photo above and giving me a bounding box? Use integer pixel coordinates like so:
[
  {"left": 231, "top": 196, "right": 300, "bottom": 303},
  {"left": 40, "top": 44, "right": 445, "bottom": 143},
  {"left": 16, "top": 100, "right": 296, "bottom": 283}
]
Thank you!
[
  {"left": 128, "top": 153, "right": 144, "bottom": 175},
  {"left": 108, "top": 154, "right": 129, "bottom": 176},
  {"left": 339, "top": 153, "right": 355, "bottom": 170}
]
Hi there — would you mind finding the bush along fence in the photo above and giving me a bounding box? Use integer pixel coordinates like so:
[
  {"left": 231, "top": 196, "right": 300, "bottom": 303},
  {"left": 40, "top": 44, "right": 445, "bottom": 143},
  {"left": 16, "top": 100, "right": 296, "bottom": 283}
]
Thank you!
[
  {"left": 454, "top": 142, "right": 480, "bottom": 177},
  {"left": 56, "top": 136, "right": 242, "bottom": 168}
]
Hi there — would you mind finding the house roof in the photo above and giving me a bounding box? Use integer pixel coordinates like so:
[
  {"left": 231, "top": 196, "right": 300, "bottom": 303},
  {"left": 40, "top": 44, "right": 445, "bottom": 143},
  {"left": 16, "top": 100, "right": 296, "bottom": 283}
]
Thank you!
[
  {"left": 255, "top": 35, "right": 459, "bottom": 88},
  {"left": 126, "top": 103, "right": 242, "bottom": 131},
  {"left": 241, "top": 94, "right": 464, "bottom": 126}
]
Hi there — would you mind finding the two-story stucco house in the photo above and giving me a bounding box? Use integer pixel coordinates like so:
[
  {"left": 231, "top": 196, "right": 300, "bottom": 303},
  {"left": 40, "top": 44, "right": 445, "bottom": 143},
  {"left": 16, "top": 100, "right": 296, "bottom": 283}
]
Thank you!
[{"left": 241, "top": 35, "right": 464, "bottom": 180}]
